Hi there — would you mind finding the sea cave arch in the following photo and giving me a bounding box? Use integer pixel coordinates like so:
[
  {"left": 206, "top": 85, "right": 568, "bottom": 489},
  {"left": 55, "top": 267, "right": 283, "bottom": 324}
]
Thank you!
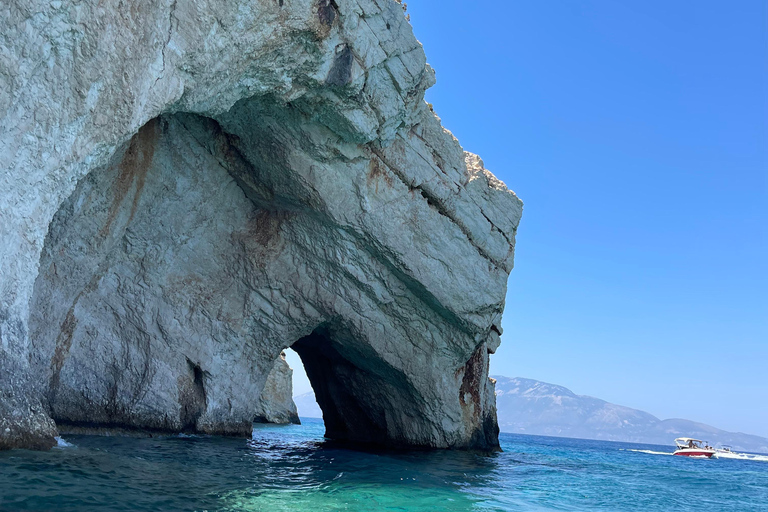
[
  {"left": 26, "top": 105, "right": 501, "bottom": 450},
  {"left": 0, "top": 0, "right": 525, "bottom": 452}
]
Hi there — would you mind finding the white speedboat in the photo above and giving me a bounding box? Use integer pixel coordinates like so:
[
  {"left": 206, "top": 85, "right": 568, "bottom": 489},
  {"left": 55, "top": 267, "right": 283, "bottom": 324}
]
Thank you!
[{"left": 673, "top": 438, "right": 716, "bottom": 458}]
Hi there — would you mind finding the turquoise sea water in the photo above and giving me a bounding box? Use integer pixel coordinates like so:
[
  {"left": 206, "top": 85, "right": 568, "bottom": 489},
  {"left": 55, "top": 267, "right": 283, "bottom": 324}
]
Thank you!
[{"left": 1, "top": 418, "right": 767, "bottom": 511}]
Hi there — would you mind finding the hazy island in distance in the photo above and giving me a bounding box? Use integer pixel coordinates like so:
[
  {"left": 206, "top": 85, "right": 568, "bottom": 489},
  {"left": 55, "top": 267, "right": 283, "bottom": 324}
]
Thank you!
[{"left": 294, "top": 376, "right": 768, "bottom": 454}]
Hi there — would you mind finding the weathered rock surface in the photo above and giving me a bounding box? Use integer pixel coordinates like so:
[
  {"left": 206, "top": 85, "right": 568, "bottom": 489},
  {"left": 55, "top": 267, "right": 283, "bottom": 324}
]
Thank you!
[
  {"left": 255, "top": 353, "right": 300, "bottom": 425},
  {"left": 0, "top": 0, "right": 522, "bottom": 450}
]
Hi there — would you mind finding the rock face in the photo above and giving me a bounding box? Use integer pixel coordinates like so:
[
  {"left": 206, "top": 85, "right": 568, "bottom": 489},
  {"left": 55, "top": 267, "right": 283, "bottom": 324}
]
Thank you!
[
  {"left": 255, "top": 353, "right": 300, "bottom": 425},
  {"left": 0, "top": 0, "right": 522, "bottom": 450}
]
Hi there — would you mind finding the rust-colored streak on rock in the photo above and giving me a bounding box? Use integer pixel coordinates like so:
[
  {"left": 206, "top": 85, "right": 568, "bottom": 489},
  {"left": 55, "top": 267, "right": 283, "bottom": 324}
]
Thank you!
[
  {"left": 248, "top": 210, "right": 291, "bottom": 247},
  {"left": 100, "top": 118, "right": 159, "bottom": 237},
  {"left": 459, "top": 345, "right": 484, "bottom": 408},
  {"left": 48, "top": 303, "right": 78, "bottom": 404},
  {"left": 367, "top": 156, "right": 394, "bottom": 194},
  {"left": 232, "top": 210, "right": 294, "bottom": 270}
]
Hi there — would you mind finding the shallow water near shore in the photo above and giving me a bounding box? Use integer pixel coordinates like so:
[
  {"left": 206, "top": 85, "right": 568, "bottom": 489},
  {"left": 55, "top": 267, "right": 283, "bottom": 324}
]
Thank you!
[{"left": 2, "top": 418, "right": 767, "bottom": 511}]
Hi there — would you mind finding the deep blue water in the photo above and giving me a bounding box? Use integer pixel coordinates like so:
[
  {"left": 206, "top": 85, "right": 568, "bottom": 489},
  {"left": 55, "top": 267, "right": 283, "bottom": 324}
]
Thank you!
[{"left": 1, "top": 418, "right": 767, "bottom": 511}]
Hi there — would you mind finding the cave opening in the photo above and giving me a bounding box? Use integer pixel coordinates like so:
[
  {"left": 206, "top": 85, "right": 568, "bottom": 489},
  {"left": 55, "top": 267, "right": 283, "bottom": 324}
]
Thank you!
[
  {"left": 290, "top": 326, "right": 385, "bottom": 443},
  {"left": 283, "top": 348, "right": 320, "bottom": 420},
  {"left": 285, "top": 325, "right": 425, "bottom": 447}
]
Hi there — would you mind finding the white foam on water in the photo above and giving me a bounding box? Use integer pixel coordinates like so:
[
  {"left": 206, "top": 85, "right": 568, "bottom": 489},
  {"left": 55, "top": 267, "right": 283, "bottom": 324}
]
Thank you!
[
  {"left": 714, "top": 451, "right": 768, "bottom": 462},
  {"left": 54, "top": 436, "right": 75, "bottom": 448},
  {"left": 623, "top": 449, "right": 673, "bottom": 456},
  {"left": 622, "top": 448, "right": 768, "bottom": 462}
]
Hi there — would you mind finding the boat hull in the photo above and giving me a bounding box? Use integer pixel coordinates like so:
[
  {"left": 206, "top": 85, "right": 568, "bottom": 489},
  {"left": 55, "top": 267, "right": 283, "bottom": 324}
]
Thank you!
[{"left": 673, "top": 449, "right": 715, "bottom": 458}]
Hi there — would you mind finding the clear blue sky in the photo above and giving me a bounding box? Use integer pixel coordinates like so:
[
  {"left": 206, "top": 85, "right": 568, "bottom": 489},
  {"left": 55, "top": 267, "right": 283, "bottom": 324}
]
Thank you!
[{"left": 289, "top": 0, "right": 768, "bottom": 438}]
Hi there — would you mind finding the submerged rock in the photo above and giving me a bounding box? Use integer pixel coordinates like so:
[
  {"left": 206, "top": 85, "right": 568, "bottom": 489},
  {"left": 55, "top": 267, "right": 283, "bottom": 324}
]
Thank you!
[{"left": 0, "top": 0, "right": 522, "bottom": 450}]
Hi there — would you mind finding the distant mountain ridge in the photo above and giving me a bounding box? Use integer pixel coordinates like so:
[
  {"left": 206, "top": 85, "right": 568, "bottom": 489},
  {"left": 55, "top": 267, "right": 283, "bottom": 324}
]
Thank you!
[
  {"left": 293, "top": 391, "right": 323, "bottom": 419},
  {"left": 293, "top": 377, "right": 768, "bottom": 453},
  {"left": 492, "top": 376, "right": 768, "bottom": 453}
]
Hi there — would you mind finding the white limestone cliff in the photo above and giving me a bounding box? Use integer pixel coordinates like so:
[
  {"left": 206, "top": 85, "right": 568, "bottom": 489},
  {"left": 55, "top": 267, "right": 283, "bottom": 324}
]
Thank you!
[
  {"left": 0, "top": 0, "right": 522, "bottom": 450},
  {"left": 255, "top": 353, "right": 300, "bottom": 425}
]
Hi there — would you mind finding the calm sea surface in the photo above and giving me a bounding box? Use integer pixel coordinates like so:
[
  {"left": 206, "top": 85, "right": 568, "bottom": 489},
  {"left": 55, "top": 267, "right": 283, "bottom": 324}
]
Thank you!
[{"left": 1, "top": 418, "right": 767, "bottom": 511}]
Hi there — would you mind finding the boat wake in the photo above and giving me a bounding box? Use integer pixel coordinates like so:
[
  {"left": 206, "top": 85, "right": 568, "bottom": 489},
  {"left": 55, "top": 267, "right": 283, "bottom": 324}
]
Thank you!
[
  {"left": 714, "top": 451, "right": 768, "bottom": 462},
  {"left": 624, "top": 449, "right": 673, "bottom": 456},
  {"left": 623, "top": 448, "right": 768, "bottom": 462}
]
